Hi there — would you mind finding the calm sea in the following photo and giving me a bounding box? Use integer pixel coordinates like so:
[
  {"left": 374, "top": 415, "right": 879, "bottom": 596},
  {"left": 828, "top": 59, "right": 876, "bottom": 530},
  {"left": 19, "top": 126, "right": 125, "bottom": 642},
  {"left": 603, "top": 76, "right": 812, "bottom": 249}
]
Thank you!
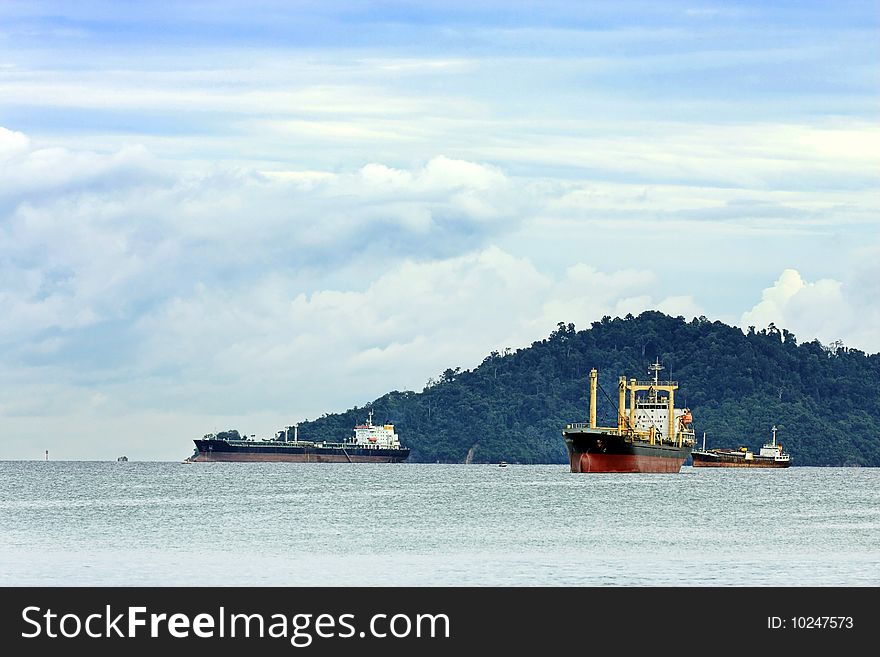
[{"left": 1, "top": 462, "right": 877, "bottom": 586}]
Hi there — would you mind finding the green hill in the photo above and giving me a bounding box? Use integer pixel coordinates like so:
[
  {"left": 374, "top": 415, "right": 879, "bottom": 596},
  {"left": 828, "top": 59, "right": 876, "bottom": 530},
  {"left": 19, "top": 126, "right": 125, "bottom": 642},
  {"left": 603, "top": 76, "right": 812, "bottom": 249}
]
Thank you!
[{"left": 291, "top": 312, "right": 880, "bottom": 466}]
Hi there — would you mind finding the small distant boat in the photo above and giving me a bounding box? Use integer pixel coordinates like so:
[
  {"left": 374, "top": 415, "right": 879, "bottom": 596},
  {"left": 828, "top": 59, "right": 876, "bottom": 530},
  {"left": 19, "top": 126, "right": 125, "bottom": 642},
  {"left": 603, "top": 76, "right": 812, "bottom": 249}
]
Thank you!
[
  {"left": 116, "top": 456, "right": 128, "bottom": 462},
  {"left": 498, "top": 461, "right": 508, "bottom": 468}
]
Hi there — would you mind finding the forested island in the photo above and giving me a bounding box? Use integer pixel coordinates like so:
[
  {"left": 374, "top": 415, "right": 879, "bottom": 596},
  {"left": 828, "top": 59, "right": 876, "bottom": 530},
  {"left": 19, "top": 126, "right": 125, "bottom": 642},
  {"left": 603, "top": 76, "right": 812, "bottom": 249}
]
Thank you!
[{"left": 235, "top": 312, "right": 880, "bottom": 466}]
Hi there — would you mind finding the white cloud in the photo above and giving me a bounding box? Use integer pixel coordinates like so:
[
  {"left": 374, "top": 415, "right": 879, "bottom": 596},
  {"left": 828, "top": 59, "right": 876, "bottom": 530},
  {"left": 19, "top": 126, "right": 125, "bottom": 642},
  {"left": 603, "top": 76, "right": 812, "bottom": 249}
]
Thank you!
[
  {"left": 0, "top": 137, "right": 522, "bottom": 345},
  {"left": 741, "top": 266, "right": 880, "bottom": 351},
  {"left": 475, "top": 120, "right": 880, "bottom": 192},
  {"left": 0, "top": 126, "right": 30, "bottom": 158},
  {"left": 1, "top": 127, "right": 877, "bottom": 461},
  {"left": 0, "top": 133, "right": 550, "bottom": 459},
  {"left": 656, "top": 295, "right": 705, "bottom": 319},
  {"left": 107, "top": 245, "right": 707, "bottom": 446},
  {"left": 1, "top": 217, "right": 709, "bottom": 461}
]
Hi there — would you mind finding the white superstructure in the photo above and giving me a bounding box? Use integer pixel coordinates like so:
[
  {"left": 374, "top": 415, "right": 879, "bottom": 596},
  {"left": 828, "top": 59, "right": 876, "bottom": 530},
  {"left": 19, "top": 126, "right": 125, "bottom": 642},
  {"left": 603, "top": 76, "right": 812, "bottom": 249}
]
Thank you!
[
  {"left": 624, "top": 360, "right": 695, "bottom": 445},
  {"left": 758, "top": 425, "right": 791, "bottom": 463},
  {"left": 350, "top": 410, "right": 401, "bottom": 449}
]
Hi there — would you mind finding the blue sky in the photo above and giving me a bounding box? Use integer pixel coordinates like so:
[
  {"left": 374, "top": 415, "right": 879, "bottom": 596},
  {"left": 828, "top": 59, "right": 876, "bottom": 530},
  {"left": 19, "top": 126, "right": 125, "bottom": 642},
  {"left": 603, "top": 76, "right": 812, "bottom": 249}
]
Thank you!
[{"left": 1, "top": 1, "right": 878, "bottom": 459}]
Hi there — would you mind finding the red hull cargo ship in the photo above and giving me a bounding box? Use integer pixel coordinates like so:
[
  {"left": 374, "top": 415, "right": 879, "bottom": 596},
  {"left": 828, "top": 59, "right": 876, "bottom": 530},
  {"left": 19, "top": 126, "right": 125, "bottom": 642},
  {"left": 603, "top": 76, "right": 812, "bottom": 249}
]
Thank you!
[
  {"left": 188, "top": 411, "right": 410, "bottom": 463},
  {"left": 563, "top": 361, "right": 695, "bottom": 473}
]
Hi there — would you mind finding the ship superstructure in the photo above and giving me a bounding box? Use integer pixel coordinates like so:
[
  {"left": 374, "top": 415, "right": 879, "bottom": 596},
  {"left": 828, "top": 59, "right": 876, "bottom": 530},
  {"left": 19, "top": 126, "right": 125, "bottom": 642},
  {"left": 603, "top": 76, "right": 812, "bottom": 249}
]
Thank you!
[{"left": 351, "top": 410, "right": 402, "bottom": 449}]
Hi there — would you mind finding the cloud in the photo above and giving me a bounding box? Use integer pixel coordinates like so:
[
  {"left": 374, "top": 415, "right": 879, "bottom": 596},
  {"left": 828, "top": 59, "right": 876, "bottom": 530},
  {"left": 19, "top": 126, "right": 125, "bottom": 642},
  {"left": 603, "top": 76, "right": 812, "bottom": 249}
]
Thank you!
[
  {"left": 741, "top": 265, "right": 880, "bottom": 352},
  {"left": 0, "top": 126, "right": 30, "bottom": 157},
  {"left": 0, "top": 132, "right": 546, "bottom": 452},
  {"left": 1, "top": 127, "right": 876, "bottom": 461},
  {"left": 120, "top": 246, "right": 706, "bottom": 428},
  {"left": 0, "top": 134, "right": 522, "bottom": 346},
  {"left": 1, "top": 166, "right": 708, "bottom": 459}
]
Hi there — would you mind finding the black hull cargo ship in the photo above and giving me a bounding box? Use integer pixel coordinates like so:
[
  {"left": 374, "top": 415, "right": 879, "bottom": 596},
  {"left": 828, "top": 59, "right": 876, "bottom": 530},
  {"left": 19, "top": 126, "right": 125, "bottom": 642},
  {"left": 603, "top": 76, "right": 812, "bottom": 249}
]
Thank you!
[
  {"left": 187, "top": 411, "right": 410, "bottom": 463},
  {"left": 563, "top": 360, "right": 695, "bottom": 473},
  {"left": 564, "top": 431, "right": 693, "bottom": 473}
]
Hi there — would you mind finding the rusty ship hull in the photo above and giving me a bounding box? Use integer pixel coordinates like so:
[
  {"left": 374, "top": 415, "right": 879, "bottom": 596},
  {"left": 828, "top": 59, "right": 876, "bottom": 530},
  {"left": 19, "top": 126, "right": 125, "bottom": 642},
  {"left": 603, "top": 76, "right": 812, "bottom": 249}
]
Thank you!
[
  {"left": 563, "top": 429, "right": 691, "bottom": 473},
  {"left": 191, "top": 438, "right": 410, "bottom": 463},
  {"left": 691, "top": 450, "right": 790, "bottom": 468}
]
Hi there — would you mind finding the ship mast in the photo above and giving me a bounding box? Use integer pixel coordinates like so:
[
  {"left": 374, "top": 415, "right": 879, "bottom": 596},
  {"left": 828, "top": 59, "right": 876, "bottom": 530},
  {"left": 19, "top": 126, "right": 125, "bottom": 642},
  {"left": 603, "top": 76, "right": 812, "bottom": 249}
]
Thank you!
[
  {"left": 647, "top": 359, "right": 663, "bottom": 403},
  {"left": 771, "top": 425, "right": 777, "bottom": 447}
]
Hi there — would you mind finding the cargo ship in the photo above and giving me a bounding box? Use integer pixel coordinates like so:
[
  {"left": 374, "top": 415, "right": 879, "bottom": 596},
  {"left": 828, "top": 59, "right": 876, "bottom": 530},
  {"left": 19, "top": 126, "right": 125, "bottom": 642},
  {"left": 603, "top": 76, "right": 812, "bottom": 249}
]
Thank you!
[
  {"left": 563, "top": 360, "right": 696, "bottom": 473},
  {"left": 691, "top": 426, "right": 791, "bottom": 468},
  {"left": 188, "top": 411, "right": 410, "bottom": 463}
]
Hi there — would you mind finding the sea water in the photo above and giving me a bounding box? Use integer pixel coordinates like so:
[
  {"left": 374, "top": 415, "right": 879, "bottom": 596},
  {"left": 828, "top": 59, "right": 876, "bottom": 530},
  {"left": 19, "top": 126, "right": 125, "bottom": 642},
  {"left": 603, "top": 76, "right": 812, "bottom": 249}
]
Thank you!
[{"left": 1, "top": 462, "right": 877, "bottom": 586}]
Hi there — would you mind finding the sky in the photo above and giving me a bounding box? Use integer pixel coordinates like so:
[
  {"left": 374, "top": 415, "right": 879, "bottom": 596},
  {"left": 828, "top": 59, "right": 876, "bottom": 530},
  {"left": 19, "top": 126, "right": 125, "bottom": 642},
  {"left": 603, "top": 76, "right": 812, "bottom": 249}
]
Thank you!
[{"left": 1, "top": 1, "right": 878, "bottom": 459}]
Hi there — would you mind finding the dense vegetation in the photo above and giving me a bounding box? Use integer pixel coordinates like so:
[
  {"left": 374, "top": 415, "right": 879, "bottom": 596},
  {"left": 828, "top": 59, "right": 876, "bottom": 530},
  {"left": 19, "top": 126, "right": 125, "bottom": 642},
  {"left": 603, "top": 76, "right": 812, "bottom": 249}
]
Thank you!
[{"left": 255, "top": 313, "right": 880, "bottom": 466}]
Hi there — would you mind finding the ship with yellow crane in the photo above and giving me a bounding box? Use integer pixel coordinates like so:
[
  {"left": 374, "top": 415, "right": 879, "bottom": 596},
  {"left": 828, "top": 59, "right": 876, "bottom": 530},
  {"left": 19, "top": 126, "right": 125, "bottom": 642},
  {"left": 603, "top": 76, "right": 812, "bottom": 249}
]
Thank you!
[{"left": 562, "top": 360, "right": 695, "bottom": 473}]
